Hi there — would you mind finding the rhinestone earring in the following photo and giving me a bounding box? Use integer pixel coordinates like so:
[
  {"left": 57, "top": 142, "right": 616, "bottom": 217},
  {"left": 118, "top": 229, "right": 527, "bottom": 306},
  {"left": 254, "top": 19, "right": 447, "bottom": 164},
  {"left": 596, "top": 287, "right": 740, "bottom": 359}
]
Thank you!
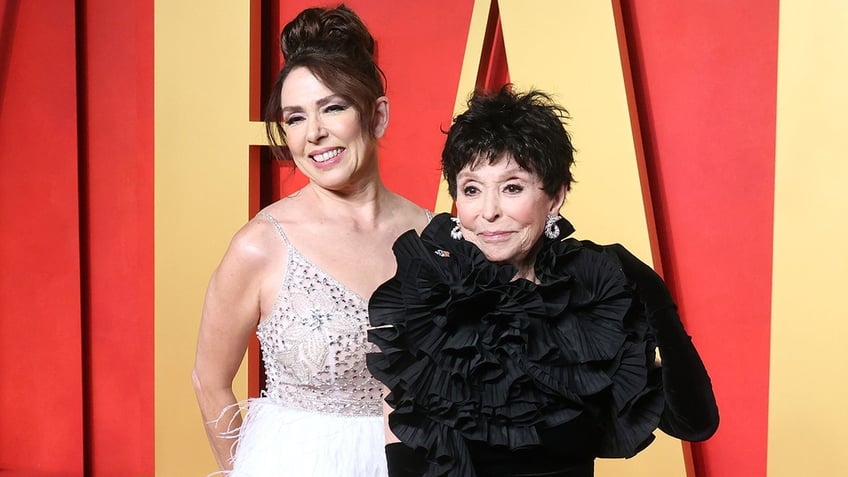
[
  {"left": 450, "top": 217, "right": 463, "bottom": 240},
  {"left": 544, "top": 214, "right": 560, "bottom": 239}
]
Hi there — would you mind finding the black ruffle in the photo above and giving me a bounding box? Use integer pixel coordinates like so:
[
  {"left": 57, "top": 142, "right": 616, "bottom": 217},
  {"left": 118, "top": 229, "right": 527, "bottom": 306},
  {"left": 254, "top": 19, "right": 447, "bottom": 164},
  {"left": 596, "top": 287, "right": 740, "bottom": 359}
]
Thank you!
[{"left": 367, "top": 213, "right": 663, "bottom": 476}]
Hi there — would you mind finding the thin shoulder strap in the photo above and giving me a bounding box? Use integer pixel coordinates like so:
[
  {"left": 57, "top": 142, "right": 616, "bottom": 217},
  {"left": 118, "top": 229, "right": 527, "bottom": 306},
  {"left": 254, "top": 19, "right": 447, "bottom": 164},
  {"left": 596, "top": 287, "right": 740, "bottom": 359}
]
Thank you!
[
  {"left": 257, "top": 210, "right": 291, "bottom": 246},
  {"left": 425, "top": 208, "right": 435, "bottom": 222}
]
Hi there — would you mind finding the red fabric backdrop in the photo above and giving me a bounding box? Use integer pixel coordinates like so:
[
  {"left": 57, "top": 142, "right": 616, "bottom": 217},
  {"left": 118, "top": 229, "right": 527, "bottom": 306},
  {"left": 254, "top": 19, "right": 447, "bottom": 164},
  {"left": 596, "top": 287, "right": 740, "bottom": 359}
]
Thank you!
[
  {"left": 620, "top": 2, "right": 778, "bottom": 475},
  {"left": 0, "top": 0, "right": 154, "bottom": 475}
]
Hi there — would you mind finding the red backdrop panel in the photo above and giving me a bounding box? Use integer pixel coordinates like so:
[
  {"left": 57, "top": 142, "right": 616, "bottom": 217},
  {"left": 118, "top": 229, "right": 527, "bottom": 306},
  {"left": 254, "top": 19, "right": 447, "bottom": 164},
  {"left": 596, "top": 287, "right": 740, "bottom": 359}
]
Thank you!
[
  {"left": 620, "top": 2, "right": 778, "bottom": 476},
  {"left": 0, "top": 0, "right": 84, "bottom": 473},
  {"left": 78, "top": 0, "right": 155, "bottom": 474}
]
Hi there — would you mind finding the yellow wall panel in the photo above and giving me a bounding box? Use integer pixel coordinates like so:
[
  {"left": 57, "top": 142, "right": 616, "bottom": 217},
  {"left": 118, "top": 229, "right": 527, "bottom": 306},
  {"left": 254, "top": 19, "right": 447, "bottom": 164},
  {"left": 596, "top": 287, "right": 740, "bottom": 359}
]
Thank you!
[
  {"left": 155, "top": 0, "right": 255, "bottom": 474},
  {"left": 769, "top": 2, "right": 848, "bottom": 476}
]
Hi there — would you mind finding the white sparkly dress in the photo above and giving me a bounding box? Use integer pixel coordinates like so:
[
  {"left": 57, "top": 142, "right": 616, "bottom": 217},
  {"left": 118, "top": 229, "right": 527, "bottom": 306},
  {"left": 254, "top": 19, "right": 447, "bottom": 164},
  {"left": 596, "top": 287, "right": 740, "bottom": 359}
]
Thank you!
[{"left": 227, "top": 210, "right": 387, "bottom": 477}]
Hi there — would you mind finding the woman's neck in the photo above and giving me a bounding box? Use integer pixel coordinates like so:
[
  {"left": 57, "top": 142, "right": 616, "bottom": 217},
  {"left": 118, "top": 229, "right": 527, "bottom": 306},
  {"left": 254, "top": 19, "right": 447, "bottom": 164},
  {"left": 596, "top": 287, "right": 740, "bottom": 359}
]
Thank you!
[
  {"left": 304, "top": 179, "right": 395, "bottom": 229},
  {"left": 509, "top": 240, "right": 544, "bottom": 283},
  {"left": 512, "top": 267, "right": 538, "bottom": 284}
]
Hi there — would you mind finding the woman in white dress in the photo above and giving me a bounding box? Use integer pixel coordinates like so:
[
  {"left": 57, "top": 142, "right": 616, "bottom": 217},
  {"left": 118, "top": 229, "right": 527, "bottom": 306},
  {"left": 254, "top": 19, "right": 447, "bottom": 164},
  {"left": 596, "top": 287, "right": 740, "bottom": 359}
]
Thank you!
[{"left": 191, "top": 5, "right": 430, "bottom": 475}]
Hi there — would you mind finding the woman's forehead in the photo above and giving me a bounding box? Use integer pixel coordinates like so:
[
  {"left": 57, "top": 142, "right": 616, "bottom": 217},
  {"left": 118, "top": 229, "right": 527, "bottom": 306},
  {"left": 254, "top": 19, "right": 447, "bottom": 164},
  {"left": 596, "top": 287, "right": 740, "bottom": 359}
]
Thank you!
[{"left": 460, "top": 156, "right": 537, "bottom": 179}]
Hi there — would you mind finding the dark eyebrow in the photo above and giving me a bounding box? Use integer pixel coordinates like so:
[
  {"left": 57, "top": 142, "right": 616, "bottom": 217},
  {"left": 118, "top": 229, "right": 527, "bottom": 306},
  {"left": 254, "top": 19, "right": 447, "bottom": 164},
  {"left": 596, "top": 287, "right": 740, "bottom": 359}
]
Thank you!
[
  {"left": 280, "top": 105, "right": 302, "bottom": 116},
  {"left": 281, "top": 94, "right": 347, "bottom": 116},
  {"left": 316, "top": 94, "right": 347, "bottom": 107}
]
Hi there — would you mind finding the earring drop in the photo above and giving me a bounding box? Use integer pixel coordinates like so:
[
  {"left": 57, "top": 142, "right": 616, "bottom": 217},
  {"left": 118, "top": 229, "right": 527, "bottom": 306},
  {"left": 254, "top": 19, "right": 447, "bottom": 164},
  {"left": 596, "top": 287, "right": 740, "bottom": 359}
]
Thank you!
[
  {"left": 544, "top": 215, "right": 560, "bottom": 239},
  {"left": 450, "top": 217, "right": 463, "bottom": 240}
]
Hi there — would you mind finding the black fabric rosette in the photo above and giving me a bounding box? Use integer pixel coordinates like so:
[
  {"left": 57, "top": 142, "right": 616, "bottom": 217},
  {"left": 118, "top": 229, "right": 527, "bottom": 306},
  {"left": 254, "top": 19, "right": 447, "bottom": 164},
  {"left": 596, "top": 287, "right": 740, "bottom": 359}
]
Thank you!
[{"left": 367, "top": 214, "right": 664, "bottom": 476}]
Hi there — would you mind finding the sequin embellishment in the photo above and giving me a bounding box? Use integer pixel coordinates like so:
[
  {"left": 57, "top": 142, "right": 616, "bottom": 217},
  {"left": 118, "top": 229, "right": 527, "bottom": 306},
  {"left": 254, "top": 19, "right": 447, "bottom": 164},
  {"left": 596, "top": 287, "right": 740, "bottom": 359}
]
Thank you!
[{"left": 256, "top": 212, "right": 382, "bottom": 416}]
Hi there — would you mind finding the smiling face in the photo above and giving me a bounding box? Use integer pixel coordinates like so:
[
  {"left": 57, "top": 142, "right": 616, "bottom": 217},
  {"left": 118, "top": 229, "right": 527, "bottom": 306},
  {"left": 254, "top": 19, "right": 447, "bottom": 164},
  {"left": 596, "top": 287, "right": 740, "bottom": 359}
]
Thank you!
[
  {"left": 279, "top": 66, "right": 388, "bottom": 192},
  {"left": 455, "top": 154, "right": 565, "bottom": 281}
]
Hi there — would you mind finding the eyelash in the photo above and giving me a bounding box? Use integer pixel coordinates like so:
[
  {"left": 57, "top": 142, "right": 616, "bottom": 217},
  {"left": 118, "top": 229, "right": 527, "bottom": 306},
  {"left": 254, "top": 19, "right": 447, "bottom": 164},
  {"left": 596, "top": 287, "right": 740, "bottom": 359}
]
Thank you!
[
  {"left": 282, "top": 103, "right": 350, "bottom": 126},
  {"left": 460, "top": 183, "right": 524, "bottom": 196},
  {"left": 325, "top": 104, "right": 348, "bottom": 113}
]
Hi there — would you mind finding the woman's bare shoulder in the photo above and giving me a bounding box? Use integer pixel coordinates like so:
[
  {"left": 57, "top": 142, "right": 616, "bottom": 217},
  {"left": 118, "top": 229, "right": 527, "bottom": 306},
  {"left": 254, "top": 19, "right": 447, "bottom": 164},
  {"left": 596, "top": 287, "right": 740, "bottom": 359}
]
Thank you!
[
  {"left": 217, "top": 208, "right": 290, "bottom": 275},
  {"left": 389, "top": 193, "right": 432, "bottom": 233}
]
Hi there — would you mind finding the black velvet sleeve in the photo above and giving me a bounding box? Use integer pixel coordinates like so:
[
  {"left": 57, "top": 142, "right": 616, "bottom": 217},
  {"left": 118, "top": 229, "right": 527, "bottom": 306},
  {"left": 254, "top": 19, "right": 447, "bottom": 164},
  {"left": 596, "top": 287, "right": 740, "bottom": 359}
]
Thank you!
[
  {"left": 610, "top": 244, "right": 719, "bottom": 441},
  {"left": 385, "top": 443, "right": 428, "bottom": 477}
]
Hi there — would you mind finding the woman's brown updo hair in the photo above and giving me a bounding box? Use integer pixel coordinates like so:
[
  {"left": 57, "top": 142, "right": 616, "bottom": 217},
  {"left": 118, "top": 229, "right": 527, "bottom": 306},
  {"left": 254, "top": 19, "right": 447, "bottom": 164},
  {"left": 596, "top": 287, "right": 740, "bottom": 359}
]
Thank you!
[{"left": 265, "top": 4, "right": 386, "bottom": 160}]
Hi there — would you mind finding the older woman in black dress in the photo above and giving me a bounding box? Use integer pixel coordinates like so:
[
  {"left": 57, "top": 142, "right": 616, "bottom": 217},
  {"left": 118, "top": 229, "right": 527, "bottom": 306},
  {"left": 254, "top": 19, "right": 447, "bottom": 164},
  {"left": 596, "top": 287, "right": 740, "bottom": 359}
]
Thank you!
[{"left": 367, "top": 86, "right": 719, "bottom": 476}]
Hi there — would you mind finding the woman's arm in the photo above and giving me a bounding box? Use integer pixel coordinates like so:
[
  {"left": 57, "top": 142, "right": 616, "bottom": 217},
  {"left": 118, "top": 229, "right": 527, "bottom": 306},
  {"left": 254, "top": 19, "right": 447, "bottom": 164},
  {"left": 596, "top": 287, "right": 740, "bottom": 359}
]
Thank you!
[
  {"left": 646, "top": 304, "right": 719, "bottom": 441},
  {"left": 611, "top": 245, "right": 720, "bottom": 441},
  {"left": 192, "top": 227, "right": 268, "bottom": 469}
]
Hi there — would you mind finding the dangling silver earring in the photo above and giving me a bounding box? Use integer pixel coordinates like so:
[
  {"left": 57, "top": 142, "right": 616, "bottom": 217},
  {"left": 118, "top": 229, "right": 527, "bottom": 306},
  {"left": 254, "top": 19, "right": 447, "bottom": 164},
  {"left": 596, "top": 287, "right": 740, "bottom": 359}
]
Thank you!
[
  {"left": 544, "top": 214, "right": 560, "bottom": 239},
  {"left": 450, "top": 217, "right": 463, "bottom": 240}
]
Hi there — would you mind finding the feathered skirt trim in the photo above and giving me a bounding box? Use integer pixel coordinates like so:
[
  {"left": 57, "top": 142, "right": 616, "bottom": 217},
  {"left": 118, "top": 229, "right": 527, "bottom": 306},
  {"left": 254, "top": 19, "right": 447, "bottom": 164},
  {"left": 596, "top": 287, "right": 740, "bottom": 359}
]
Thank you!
[{"left": 211, "top": 398, "right": 388, "bottom": 477}]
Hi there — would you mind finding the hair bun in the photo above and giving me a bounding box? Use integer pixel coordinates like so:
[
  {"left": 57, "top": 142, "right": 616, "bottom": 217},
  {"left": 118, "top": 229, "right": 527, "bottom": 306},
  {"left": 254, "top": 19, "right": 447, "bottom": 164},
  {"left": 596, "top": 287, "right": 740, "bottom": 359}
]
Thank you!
[{"left": 281, "top": 5, "right": 376, "bottom": 63}]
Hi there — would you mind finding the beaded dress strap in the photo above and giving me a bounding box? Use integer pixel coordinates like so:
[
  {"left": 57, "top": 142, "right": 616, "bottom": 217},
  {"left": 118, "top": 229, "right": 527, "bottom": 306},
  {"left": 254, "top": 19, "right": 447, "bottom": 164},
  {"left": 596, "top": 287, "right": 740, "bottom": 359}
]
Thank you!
[{"left": 257, "top": 210, "right": 291, "bottom": 246}]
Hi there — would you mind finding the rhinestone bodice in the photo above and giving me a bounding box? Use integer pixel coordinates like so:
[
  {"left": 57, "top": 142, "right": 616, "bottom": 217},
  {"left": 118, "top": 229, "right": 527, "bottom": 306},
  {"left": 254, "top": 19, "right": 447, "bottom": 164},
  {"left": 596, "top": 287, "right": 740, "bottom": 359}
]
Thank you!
[{"left": 255, "top": 211, "right": 382, "bottom": 416}]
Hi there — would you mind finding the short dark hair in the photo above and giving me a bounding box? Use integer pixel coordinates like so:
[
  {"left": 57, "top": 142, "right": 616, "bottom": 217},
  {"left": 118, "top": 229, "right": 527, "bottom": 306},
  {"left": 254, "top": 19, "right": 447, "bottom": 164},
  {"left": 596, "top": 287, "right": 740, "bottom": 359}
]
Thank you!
[
  {"left": 265, "top": 5, "right": 386, "bottom": 160},
  {"left": 442, "top": 85, "right": 575, "bottom": 198}
]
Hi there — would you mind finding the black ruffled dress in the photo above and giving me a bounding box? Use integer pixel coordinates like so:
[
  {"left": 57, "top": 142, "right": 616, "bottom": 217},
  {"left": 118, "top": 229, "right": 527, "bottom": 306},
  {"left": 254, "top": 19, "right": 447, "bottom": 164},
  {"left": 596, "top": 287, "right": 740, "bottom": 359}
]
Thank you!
[{"left": 367, "top": 213, "right": 711, "bottom": 477}]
